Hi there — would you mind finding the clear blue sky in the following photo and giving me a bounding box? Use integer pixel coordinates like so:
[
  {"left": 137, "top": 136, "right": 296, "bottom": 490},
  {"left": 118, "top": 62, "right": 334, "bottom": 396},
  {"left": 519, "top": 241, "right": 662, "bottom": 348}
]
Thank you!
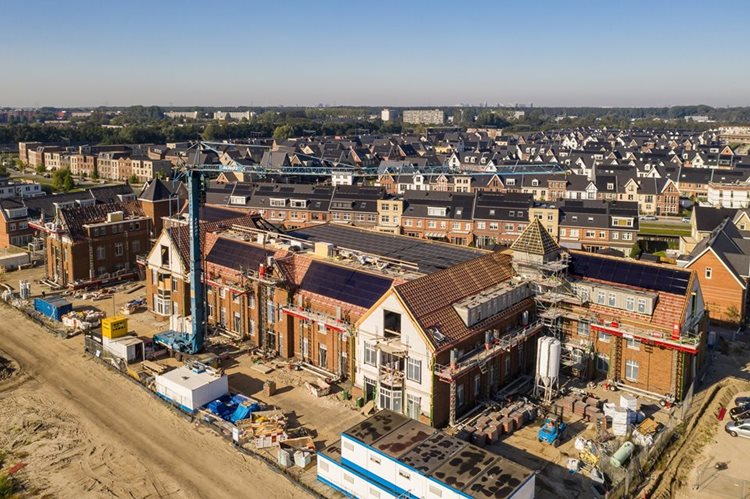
[{"left": 2, "top": 0, "right": 748, "bottom": 108}]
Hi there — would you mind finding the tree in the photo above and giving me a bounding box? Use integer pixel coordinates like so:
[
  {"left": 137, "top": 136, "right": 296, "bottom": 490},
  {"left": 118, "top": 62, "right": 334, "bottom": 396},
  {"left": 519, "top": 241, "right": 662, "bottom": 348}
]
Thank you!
[
  {"left": 52, "top": 168, "right": 74, "bottom": 192},
  {"left": 16, "top": 159, "right": 24, "bottom": 173},
  {"left": 272, "top": 124, "right": 295, "bottom": 141},
  {"left": 35, "top": 163, "right": 45, "bottom": 174},
  {"left": 726, "top": 305, "right": 741, "bottom": 326},
  {"left": 129, "top": 174, "right": 138, "bottom": 184}
]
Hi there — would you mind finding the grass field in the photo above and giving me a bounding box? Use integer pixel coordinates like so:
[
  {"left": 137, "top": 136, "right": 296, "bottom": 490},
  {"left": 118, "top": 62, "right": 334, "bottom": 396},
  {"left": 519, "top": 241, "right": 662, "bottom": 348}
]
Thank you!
[{"left": 639, "top": 222, "right": 691, "bottom": 237}]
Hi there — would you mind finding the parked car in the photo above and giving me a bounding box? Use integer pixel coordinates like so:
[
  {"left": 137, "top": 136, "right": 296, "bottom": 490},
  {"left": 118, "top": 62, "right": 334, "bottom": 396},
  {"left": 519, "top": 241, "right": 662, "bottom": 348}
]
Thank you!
[
  {"left": 725, "top": 419, "right": 750, "bottom": 438},
  {"left": 735, "top": 397, "right": 750, "bottom": 406},
  {"left": 681, "top": 217, "right": 690, "bottom": 223},
  {"left": 639, "top": 215, "right": 657, "bottom": 221},
  {"left": 730, "top": 404, "right": 750, "bottom": 422}
]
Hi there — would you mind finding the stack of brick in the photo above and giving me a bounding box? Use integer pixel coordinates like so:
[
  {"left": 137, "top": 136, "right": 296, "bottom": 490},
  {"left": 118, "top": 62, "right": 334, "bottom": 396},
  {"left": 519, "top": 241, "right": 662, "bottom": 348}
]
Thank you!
[{"left": 465, "top": 401, "right": 538, "bottom": 444}]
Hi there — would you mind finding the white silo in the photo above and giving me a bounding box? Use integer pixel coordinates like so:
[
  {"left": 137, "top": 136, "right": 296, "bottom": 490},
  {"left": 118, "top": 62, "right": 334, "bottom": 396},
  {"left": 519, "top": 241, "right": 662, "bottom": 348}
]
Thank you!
[{"left": 547, "top": 338, "right": 562, "bottom": 383}]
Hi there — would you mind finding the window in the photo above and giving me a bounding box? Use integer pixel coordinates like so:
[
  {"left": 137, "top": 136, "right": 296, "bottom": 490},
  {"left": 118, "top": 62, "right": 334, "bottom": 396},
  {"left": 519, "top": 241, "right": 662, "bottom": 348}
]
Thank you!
[
  {"left": 398, "top": 469, "right": 411, "bottom": 481},
  {"left": 626, "top": 337, "right": 639, "bottom": 350},
  {"left": 427, "top": 206, "right": 447, "bottom": 217},
  {"left": 577, "top": 319, "right": 590, "bottom": 337},
  {"left": 457, "top": 384, "right": 465, "bottom": 407},
  {"left": 248, "top": 319, "right": 255, "bottom": 336},
  {"left": 599, "top": 231, "right": 606, "bottom": 239},
  {"left": 612, "top": 232, "right": 619, "bottom": 240},
  {"left": 406, "top": 357, "right": 421, "bottom": 383},
  {"left": 383, "top": 310, "right": 401, "bottom": 335},
  {"left": 270, "top": 198, "right": 285, "bottom": 207},
  {"left": 364, "top": 341, "right": 376, "bottom": 366},
  {"left": 406, "top": 394, "right": 421, "bottom": 419},
  {"left": 598, "top": 330, "right": 610, "bottom": 343},
  {"left": 233, "top": 312, "right": 241, "bottom": 332},
  {"left": 114, "top": 242, "right": 124, "bottom": 257},
  {"left": 596, "top": 353, "right": 609, "bottom": 373},
  {"left": 153, "top": 293, "right": 171, "bottom": 315},
  {"left": 220, "top": 308, "right": 226, "bottom": 327},
  {"left": 637, "top": 299, "right": 646, "bottom": 314},
  {"left": 626, "top": 297, "right": 634, "bottom": 311},
  {"left": 623, "top": 232, "right": 633, "bottom": 241},
  {"left": 608, "top": 293, "right": 616, "bottom": 307},
  {"left": 160, "top": 244, "right": 169, "bottom": 266},
  {"left": 586, "top": 230, "right": 596, "bottom": 238},
  {"left": 705, "top": 267, "right": 712, "bottom": 279},
  {"left": 427, "top": 220, "right": 436, "bottom": 228},
  {"left": 208, "top": 304, "right": 214, "bottom": 318},
  {"left": 96, "top": 246, "right": 105, "bottom": 260},
  {"left": 132, "top": 240, "right": 141, "bottom": 253},
  {"left": 597, "top": 291, "right": 605, "bottom": 305},
  {"left": 474, "top": 373, "right": 481, "bottom": 395},
  {"left": 220, "top": 287, "right": 227, "bottom": 299},
  {"left": 290, "top": 199, "right": 306, "bottom": 208},
  {"left": 625, "top": 360, "right": 639, "bottom": 381}
]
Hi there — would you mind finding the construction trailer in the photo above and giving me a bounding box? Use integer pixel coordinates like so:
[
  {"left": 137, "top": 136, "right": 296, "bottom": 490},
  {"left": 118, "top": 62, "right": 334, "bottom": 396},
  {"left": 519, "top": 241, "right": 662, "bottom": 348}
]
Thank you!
[
  {"left": 318, "top": 410, "right": 536, "bottom": 499},
  {"left": 154, "top": 364, "right": 228, "bottom": 412}
]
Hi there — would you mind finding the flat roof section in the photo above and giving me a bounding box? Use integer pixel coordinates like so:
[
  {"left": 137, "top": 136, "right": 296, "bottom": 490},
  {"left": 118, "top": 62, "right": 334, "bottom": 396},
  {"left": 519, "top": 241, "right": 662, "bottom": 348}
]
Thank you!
[
  {"left": 343, "top": 410, "right": 410, "bottom": 447},
  {"left": 371, "top": 419, "right": 436, "bottom": 459},
  {"left": 290, "top": 223, "right": 487, "bottom": 274},
  {"left": 430, "top": 445, "right": 498, "bottom": 492},
  {"left": 464, "top": 457, "right": 531, "bottom": 499},
  {"left": 399, "top": 432, "right": 466, "bottom": 474}
]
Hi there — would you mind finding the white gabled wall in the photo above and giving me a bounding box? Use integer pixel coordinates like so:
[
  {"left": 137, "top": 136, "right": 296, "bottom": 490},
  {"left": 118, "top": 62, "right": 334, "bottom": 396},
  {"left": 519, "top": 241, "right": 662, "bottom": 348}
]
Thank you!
[
  {"left": 356, "top": 293, "right": 433, "bottom": 420},
  {"left": 146, "top": 231, "right": 187, "bottom": 279}
]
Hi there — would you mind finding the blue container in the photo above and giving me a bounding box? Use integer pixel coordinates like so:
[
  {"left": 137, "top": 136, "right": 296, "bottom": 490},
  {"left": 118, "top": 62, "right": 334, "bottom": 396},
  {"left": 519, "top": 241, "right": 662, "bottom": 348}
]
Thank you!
[{"left": 33, "top": 296, "right": 73, "bottom": 321}]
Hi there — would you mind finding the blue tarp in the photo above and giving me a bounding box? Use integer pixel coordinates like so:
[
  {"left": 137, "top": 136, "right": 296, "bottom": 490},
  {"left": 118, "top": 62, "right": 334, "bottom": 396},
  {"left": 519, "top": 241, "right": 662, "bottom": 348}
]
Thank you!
[{"left": 205, "top": 394, "right": 260, "bottom": 423}]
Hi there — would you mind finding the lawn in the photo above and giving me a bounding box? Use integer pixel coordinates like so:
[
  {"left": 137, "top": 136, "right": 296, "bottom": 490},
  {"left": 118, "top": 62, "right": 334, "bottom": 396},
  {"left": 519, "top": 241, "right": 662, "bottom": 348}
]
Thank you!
[{"left": 638, "top": 222, "right": 691, "bottom": 237}]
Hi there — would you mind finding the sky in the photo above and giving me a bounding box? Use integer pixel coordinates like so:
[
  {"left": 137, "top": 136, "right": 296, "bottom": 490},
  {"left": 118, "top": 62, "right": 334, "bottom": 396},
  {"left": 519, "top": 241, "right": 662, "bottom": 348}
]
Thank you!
[{"left": 1, "top": 0, "right": 748, "bottom": 108}]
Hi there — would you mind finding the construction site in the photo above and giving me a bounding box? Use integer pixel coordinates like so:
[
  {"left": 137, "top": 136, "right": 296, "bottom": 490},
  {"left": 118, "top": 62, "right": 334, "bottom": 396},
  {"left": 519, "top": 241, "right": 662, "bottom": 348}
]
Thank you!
[{"left": 0, "top": 147, "right": 747, "bottom": 499}]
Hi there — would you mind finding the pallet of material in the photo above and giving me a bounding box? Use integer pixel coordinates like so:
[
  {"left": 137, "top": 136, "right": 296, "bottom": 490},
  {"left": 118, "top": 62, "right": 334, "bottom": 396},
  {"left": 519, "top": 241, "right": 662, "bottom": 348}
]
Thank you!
[
  {"left": 280, "top": 436, "right": 315, "bottom": 452},
  {"left": 142, "top": 360, "right": 169, "bottom": 375}
]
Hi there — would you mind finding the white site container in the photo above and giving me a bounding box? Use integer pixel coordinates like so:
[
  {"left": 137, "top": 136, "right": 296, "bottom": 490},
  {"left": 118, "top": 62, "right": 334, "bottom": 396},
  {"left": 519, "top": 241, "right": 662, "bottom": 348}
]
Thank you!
[
  {"left": 102, "top": 336, "right": 143, "bottom": 363},
  {"left": 155, "top": 366, "right": 229, "bottom": 411}
]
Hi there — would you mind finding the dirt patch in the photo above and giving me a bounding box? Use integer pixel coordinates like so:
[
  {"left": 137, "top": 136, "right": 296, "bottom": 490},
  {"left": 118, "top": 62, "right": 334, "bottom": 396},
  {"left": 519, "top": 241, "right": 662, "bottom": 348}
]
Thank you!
[
  {"left": 646, "top": 377, "right": 750, "bottom": 498},
  {"left": 0, "top": 353, "right": 16, "bottom": 381}
]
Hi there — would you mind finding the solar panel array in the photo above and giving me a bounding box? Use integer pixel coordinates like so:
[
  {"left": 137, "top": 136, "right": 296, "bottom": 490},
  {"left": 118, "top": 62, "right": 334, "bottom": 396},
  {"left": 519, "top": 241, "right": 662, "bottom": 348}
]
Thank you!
[
  {"left": 569, "top": 253, "right": 691, "bottom": 295},
  {"left": 301, "top": 261, "right": 393, "bottom": 308},
  {"left": 291, "top": 224, "right": 484, "bottom": 274},
  {"left": 207, "top": 238, "right": 270, "bottom": 271}
]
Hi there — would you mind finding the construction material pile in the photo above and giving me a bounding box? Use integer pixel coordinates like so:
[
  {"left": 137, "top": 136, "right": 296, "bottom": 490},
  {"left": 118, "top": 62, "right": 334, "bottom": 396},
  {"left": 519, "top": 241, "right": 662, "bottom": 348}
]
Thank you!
[
  {"left": 236, "top": 409, "right": 288, "bottom": 448},
  {"left": 206, "top": 393, "right": 262, "bottom": 423},
  {"left": 557, "top": 392, "right": 606, "bottom": 425},
  {"left": 62, "top": 310, "right": 104, "bottom": 331},
  {"left": 632, "top": 418, "right": 663, "bottom": 447},
  {"left": 121, "top": 298, "right": 146, "bottom": 315},
  {"left": 603, "top": 394, "right": 644, "bottom": 436},
  {"left": 460, "top": 400, "right": 538, "bottom": 446}
]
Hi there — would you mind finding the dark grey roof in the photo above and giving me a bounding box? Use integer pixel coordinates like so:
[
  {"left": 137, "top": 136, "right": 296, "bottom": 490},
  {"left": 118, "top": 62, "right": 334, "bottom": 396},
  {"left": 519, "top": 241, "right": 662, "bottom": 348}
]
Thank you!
[
  {"left": 290, "top": 223, "right": 486, "bottom": 274},
  {"left": 694, "top": 206, "right": 737, "bottom": 232}
]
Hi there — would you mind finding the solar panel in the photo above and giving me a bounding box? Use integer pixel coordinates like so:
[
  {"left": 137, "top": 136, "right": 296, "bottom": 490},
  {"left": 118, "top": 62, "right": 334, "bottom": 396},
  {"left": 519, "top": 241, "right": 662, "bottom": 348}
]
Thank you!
[
  {"left": 569, "top": 253, "right": 690, "bottom": 295},
  {"left": 207, "top": 238, "right": 270, "bottom": 271},
  {"left": 301, "top": 261, "right": 392, "bottom": 308}
]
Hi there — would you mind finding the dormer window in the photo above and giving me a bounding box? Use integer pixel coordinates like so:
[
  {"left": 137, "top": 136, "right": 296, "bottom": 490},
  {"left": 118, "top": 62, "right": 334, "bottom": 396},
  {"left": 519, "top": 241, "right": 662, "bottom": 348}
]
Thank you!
[
  {"left": 270, "top": 198, "right": 285, "bottom": 207},
  {"left": 531, "top": 179, "right": 539, "bottom": 187},
  {"left": 607, "top": 183, "right": 614, "bottom": 190}
]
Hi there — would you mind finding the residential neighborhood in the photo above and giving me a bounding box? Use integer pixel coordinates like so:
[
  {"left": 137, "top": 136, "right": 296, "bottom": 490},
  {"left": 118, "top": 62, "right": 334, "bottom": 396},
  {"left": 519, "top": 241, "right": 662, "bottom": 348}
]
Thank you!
[{"left": 2, "top": 2, "right": 750, "bottom": 497}]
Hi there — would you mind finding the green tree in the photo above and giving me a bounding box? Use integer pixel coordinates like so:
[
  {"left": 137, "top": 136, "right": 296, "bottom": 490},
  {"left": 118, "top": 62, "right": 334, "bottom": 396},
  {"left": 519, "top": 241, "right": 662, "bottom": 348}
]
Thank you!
[
  {"left": 52, "top": 168, "right": 75, "bottom": 192},
  {"left": 35, "top": 163, "right": 46, "bottom": 174},
  {"left": 129, "top": 174, "right": 138, "bottom": 184},
  {"left": 202, "top": 122, "right": 220, "bottom": 141},
  {"left": 272, "top": 124, "right": 295, "bottom": 141},
  {"left": 16, "top": 159, "right": 24, "bottom": 173}
]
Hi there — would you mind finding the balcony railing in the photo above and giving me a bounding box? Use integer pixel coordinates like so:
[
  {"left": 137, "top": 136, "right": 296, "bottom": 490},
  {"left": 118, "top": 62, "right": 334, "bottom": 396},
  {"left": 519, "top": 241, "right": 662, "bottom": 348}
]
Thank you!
[
  {"left": 281, "top": 305, "right": 350, "bottom": 333},
  {"left": 435, "top": 319, "right": 544, "bottom": 381}
]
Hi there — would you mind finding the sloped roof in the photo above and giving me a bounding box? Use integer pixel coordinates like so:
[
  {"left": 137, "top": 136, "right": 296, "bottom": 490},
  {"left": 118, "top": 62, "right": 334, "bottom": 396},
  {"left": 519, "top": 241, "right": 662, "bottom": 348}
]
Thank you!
[
  {"left": 510, "top": 217, "right": 560, "bottom": 257},
  {"left": 688, "top": 219, "right": 750, "bottom": 286},
  {"left": 139, "top": 178, "right": 179, "bottom": 202},
  {"left": 395, "top": 252, "right": 517, "bottom": 351},
  {"left": 60, "top": 201, "right": 145, "bottom": 239}
]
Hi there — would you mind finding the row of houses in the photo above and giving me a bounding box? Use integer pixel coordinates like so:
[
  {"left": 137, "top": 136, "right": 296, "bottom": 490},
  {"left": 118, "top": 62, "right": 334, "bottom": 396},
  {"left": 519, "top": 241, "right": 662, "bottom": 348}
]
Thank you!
[
  {"left": 142, "top": 216, "right": 709, "bottom": 428},
  {"left": 205, "top": 181, "right": 640, "bottom": 253}
]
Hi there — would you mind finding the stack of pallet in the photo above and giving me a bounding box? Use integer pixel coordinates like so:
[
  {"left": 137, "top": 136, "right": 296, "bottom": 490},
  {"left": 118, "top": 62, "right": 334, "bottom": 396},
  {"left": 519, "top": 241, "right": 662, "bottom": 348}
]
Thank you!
[
  {"left": 556, "top": 393, "right": 604, "bottom": 422},
  {"left": 464, "top": 401, "right": 538, "bottom": 445}
]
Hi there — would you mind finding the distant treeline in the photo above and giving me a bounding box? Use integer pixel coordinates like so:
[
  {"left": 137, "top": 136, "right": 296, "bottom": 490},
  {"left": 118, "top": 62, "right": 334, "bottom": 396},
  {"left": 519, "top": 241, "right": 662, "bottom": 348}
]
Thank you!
[{"left": 1, "top": 104, "right": 749, "bottom": 145}]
